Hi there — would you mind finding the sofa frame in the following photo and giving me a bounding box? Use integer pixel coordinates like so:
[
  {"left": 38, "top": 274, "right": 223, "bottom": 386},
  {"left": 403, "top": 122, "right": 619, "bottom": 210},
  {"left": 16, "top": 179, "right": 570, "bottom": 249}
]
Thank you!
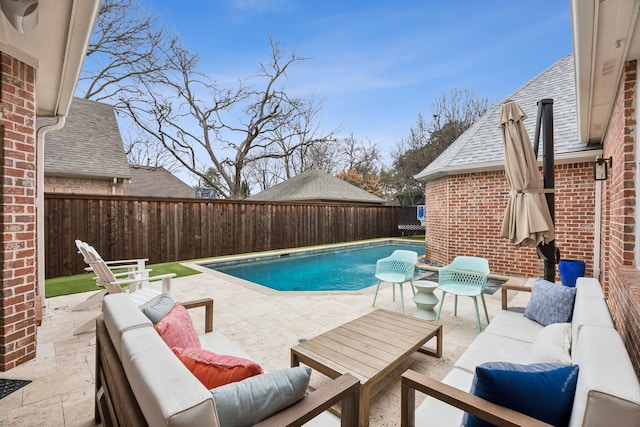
[{"left": 95, "top": 297, "right": 361, "bottom": 426}]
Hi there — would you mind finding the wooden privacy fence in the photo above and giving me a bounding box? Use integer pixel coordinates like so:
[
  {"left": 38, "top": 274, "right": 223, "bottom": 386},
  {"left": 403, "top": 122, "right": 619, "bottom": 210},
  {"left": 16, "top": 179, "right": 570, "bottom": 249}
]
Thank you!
[{"left": 45, "top": 194, "right": 404, "bottom": 278}]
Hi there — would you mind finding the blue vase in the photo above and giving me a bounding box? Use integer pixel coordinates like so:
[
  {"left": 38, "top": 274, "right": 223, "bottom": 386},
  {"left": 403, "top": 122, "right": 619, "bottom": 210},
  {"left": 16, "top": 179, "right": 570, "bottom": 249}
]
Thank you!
[{"left": 558, "top": 260, "right": 585, "bottom": 287}]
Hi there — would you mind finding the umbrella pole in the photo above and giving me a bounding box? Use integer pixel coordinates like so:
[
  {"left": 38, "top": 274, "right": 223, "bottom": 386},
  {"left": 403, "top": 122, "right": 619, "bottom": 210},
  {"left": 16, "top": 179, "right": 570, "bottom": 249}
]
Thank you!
[{"left": 535, "top": 98, "right": 558, "bottom": 282}]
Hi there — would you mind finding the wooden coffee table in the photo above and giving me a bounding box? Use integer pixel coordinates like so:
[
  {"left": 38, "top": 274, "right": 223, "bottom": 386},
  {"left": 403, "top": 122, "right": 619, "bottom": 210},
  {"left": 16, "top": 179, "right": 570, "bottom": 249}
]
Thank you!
[{"left": 291, "top": 309, "right": 442, "bottom": 427}]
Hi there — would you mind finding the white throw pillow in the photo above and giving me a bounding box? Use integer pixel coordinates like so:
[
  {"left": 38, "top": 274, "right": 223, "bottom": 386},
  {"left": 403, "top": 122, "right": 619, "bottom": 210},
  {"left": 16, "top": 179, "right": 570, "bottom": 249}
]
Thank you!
[{"left": 528, "top": 322, "right": 572, "bottom": 364}]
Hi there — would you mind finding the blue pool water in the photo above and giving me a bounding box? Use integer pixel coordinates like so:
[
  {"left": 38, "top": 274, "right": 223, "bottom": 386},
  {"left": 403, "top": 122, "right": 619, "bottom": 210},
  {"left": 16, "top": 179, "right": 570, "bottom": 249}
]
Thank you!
[{"left": 208, "top": 242, "right": 425, "bottom": 291}]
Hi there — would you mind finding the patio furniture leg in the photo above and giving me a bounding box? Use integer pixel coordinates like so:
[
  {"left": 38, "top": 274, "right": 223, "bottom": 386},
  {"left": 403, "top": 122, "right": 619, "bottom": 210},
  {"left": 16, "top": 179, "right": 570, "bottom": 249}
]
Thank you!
[
  {"left": 435, "top": 290, "right": 446, "bottom": 322},
  {"left": 372, "top": 281, "right": 382, "bottom": 307},
  {"left": 453, "top": 295, "right": 458, "bottom": 316},
  {"left": 392, "top": 282, "right": 396, "bottom": 301},
  {"left": 472, "top": 297, "right": 482, "bottom": 332},
  {"left": 74, "top": 316, "right": 96, "bottom": 335},
  {"left": 72, "top": 289, "right": 107, "bottom": 311},
  {"left": 481, "top": 293, "right": 490, "bottom": 324},
  {"left": 399, "top": 283, "right": 405, "bottom": 314}
]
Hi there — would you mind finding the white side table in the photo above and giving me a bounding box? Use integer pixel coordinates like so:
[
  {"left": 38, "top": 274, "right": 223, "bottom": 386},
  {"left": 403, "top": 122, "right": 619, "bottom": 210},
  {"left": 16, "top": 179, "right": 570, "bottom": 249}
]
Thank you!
[{"left": 413, "top": 280, "right": 439, "bottom": 320}]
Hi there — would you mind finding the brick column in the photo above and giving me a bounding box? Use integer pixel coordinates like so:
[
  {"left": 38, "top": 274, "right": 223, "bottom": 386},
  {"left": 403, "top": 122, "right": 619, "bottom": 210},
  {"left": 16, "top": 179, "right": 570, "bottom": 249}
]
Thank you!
[{"left": 0, "top": 53, "right": 38, "bottom": 371}]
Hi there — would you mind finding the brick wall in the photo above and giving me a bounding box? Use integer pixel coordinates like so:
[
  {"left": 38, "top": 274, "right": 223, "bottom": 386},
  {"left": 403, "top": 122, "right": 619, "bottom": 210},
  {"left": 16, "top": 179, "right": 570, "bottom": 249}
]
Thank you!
[
  {"left": 0, "top": 53, "right": 37, "bottom": 371},
  {"left": 45, "top": 175, "right": 123, "bottom": 195},
  {"left": 425, "top": 163, "right": 596, "bottom": 280},
  {"left": 603, "top": 60, "right": 640, "bottom": 377}
]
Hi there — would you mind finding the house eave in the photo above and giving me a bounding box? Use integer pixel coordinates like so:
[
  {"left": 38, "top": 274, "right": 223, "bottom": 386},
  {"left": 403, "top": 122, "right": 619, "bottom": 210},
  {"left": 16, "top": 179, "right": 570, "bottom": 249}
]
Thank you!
[
  {"left": 570, "top": 0, "right": 640, "bottom": 144},
  {"left": 0, "top": 0, "right": 100, "bottom": 117},
  {"left": 415, "top": 149, "right": 603, "bottom": 183}
]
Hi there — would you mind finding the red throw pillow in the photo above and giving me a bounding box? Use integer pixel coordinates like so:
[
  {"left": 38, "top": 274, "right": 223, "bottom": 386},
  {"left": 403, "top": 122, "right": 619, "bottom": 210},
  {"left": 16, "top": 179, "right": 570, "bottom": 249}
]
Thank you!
[
  {"left": 172, "top": 347, "right": 263, "bottom": 389},
  {"left": 154, "top": 303, "right": 201, "bottom": 349}
]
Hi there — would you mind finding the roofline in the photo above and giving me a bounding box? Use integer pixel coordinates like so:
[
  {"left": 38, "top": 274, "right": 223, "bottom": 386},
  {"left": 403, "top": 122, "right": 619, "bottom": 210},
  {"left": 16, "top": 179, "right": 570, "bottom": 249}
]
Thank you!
[
  {"left": 55, "top": 0, "right": 100, "bottom": 117},
  {"left": 45, "top": 170, "right": 132, "bottom": 181},
  {"left": 415, "top": 149, "right": 603, "bottom": 182}
]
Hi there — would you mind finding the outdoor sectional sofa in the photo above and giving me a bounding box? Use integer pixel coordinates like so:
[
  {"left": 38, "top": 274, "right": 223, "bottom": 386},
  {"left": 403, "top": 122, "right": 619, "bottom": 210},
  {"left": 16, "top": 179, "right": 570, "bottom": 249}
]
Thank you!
[
  {"left": 401, "top": 277, "right": 640, "bottom": 426},
  {"left": 95, "top": 293, "right": 360, "bottom": 426}
]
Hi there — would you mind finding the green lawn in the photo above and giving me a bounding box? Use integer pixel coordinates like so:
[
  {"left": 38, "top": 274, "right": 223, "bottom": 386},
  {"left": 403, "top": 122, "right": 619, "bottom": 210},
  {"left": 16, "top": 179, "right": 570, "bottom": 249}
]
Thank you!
[{"left": 45, "top": 262, "right": 201, "bottom": 298}]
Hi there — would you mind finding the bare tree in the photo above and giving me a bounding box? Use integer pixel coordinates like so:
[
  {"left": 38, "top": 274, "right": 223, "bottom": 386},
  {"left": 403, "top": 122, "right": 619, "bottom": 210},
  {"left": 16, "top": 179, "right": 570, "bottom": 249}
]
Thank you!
[
  {"left": 338, "top": 134, "right": 380, "bottom": 176},
  {"left": 385, "top": 89, "right": 491, "bottom": 203},
  {"left": 78, "top": 0, "right": 174, "bottom": 105},
  {"left": 125, "top": 130, "right": 181, "bottom": 172},
  {"left": 123, "top": 37, "right": 334, "bottom": 199}
]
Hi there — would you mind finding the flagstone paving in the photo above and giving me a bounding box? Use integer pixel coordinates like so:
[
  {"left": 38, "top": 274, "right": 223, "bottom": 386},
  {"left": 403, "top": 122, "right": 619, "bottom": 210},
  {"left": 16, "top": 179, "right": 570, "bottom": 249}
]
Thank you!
[{"left": 0, "top": 262, "right": 531, "bottom": 426}]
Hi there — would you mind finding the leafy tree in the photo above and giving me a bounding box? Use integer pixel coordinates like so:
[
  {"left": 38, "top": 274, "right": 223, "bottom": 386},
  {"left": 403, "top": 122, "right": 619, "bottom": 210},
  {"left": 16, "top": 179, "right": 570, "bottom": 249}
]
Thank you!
[{"left": 336, "top": 169, "right": 384, "bottom": 198}]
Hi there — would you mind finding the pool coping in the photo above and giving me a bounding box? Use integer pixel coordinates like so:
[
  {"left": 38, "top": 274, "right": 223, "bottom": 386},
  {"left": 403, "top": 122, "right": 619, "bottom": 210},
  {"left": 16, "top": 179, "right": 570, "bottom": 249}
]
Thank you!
[{"left": 182, "top": 238, "right": 426, "bottom": 296}]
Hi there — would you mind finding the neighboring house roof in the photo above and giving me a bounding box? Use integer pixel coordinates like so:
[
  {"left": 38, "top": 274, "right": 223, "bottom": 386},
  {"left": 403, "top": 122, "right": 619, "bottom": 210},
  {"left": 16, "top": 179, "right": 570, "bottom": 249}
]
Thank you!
[
  {"left": 415, "top": 54, "right": 600, "bottom": 182},
  {"left": 123, "top": 166, "right": 195, "bottom": 198},
  {"left": 248, "top": 169, "right": 386, "bottom": 205},
  {"left": 42, "top": 98, "right": 131, "bottom": 180}
]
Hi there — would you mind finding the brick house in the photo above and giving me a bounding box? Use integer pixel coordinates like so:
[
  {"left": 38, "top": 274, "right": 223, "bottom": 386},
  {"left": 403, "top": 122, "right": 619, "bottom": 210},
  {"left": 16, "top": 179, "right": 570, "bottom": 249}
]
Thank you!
[
  {"left": 570, "top": 0, "right": 640, "bottom": 377},
  {"left": 0, "top": 1, "right": 99, "bottom": 370},
  {"left": 41, "top": 97, "right": 131, "bottom": 195},
  {"left": 415, "top": 54, "right": 599, "bottom": 278},
  {"left": 416, "top": 1, "right": 640, "bottom": 376}
]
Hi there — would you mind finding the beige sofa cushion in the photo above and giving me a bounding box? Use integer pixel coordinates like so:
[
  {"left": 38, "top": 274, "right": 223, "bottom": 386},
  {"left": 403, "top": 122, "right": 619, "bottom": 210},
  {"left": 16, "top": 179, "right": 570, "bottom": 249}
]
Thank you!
[
  {"left": 575, "top": 278, "right": 605, "bottom": 298},
  {"left": 453, "top": 332, "right": 531, "bottom": 373},
  {"left": 570, "top": 293, "right": 614, "bottom": 348},
  {"left": 121, "top": 327, "right": 219, "bottom": 427},
  {"left": 103, "top": 293, "right": 152, "bottom": 358},
  {"left": 569, "top": 325, "right": 640, "bottom": 427},
  {"left": 414, "top": 367, "right": 474, "bottom": 427},
  {"left": 483, "top": 310, "right": 543, "bottom": 343},
  {"left": 199, "top": 331, "right": 253, "bottom": 359}
]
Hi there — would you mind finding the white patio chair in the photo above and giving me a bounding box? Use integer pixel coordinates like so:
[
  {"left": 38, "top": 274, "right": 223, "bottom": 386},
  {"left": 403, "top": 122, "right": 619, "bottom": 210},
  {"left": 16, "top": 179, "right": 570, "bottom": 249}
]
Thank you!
[
  {"left": 72, "top": 244, "right": 174, "bottom": 335},
  {"left": 71, "top": 240, "right": 149, "bottom": 311}
]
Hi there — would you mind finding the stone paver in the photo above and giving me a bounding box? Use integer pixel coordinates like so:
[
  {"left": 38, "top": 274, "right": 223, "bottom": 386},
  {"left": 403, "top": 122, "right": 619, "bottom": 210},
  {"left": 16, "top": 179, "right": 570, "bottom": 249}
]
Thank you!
[{"left": 0, "top": 262, "right": 531, "bottom": 426}]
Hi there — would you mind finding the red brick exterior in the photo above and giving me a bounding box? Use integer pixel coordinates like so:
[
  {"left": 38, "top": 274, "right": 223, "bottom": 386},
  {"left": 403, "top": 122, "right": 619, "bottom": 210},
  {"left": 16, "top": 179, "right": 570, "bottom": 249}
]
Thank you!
[
  {"left": 424, "top": 59, "right": 640, "bottom": 377},
  {"left": 0, "top": 53, "right": 37, "bottom": 371},
  {"left": 601, "top": 60, "right": 640, "bottom": 377},
  {"left": 425, "top": 163, "right": 595, "bottom": 280},
  {"left": 45, "top": 175, "right": 123, "bottom": 195}
]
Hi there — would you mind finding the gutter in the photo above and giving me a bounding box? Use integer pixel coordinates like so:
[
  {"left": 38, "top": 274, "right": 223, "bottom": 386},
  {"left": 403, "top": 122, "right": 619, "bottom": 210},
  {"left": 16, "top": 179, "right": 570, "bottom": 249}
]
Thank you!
[
  {"left": 36, "top": 116, "right": 66, "bottom": 311},
  {"left": 414, "top": 149, "right": 602, "bottom": 183}
]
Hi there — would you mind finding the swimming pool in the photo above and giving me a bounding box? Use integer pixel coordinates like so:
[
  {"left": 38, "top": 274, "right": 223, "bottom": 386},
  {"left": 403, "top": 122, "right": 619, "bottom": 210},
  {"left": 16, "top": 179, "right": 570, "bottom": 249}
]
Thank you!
[{"left": 206, "top": 241, "right": 426, "bottom": 291}]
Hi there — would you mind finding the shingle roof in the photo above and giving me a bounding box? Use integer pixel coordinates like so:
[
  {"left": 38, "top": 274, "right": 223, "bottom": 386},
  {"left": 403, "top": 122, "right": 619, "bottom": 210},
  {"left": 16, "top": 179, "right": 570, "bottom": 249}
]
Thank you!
[
  {"left": 248, "top": 169, "right": 385, "bottom": 204},
  {"left": 123, "top": 166, "right": 195, "bottom": 198},
  {"left": 415, "top": 54, "right": 599, "bottom": 182},
  {"left": 41, "top": 97, "right": 131, "bottom": 180}
]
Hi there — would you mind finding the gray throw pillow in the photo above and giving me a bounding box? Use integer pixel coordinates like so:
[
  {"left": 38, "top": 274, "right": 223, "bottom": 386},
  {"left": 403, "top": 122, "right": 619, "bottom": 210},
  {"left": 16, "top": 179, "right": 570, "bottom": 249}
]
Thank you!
[
  {"left": 210, "top": 366, "right": 311, "bottom": 427},
  {"left": 140, "top": 293, "right": 174, "bottom": 324},
  {"left": 524, "top": 279, "right": 577, "bottom": 326}
]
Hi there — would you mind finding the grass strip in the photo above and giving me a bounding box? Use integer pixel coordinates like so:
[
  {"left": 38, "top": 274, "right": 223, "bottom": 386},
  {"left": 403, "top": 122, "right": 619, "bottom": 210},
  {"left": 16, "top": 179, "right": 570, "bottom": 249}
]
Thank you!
[{"left": 45, "top": 261, "right": 200, "bottom": 298}]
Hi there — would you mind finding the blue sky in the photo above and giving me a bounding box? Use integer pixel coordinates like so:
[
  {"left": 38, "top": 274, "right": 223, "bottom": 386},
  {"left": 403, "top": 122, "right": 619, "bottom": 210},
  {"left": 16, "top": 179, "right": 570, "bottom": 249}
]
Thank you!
[{"left": 139, "top": 0, "right": 573, "bottom": 165}]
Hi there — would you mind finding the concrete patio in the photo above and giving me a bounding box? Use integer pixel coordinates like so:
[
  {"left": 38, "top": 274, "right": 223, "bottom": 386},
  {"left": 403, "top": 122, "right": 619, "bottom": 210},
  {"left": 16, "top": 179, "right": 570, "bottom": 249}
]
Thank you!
[{"left": 0, "top": 263, "right": 531, "bottom": 426}]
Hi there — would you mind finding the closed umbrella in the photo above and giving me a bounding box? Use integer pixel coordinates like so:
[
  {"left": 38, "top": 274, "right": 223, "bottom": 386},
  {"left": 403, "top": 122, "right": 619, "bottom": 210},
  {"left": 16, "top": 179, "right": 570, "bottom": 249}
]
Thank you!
[{"left": 499, "top": 101, "right": 554, "bottom": 247}]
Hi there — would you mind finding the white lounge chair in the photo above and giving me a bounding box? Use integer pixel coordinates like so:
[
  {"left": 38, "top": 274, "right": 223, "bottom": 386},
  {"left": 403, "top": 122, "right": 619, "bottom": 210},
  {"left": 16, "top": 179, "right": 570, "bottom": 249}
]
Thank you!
[
  {"left": 72, "top": 243, "right": 174, "bottom": 335},
  {"left": 71, "top": 239, "right": 149, "bottom": 311}
]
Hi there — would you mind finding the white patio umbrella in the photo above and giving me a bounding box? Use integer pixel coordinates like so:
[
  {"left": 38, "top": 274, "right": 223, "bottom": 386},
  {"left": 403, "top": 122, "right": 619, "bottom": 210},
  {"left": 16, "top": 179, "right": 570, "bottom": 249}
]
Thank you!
[{"left": 499, "top": 101, "right": 554, "bottom": 247}]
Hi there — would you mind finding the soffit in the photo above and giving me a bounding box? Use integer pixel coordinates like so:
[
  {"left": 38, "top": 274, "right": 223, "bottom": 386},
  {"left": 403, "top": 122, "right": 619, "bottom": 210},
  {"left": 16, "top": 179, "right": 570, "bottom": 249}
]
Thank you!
[
  {"left": 0, "top": 0, "right": 99, "bottom": 117},
  {"left": 572, "top": 0, "right": 640, "bottom": 143}
]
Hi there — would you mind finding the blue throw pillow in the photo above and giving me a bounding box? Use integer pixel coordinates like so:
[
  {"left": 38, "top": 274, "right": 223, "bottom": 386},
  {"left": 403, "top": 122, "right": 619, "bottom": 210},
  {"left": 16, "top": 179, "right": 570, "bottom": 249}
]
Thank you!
[
  {"left": 141, "top": 293, "right": 174, "bottom": 324},
  {"left": 210, "top": 366, "right": 311, "bottom": 427},
  {"left": 524, "top": 278, "right": 577, "bottom": 326},
  {"left": 462, "top": 362, "right": 579, "bottom": 427}
]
